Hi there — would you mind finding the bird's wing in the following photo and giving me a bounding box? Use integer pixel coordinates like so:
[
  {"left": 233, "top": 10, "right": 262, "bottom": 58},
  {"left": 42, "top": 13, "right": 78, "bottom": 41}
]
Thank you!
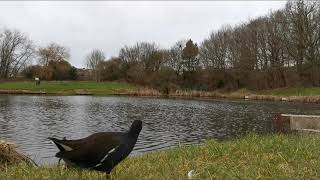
[
  {"left": 92, "top": 144, "right": 121, "bottom": 168},
  {"left": 93, "top": 143, "right": 128, "bottom": 169},
  {"left": 56, "top": 133, "right": 123, "bottom": 168},
  {"left": 48, "top": 132, "right": 122, "bottom": 151},
  {"left": 57, "top": 148, "right": 96, "bottom": 168}
]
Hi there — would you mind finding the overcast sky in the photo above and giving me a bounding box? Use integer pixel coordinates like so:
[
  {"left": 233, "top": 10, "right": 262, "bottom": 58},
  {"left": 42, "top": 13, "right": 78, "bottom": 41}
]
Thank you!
[{"left": 0, "top": 1, "right": 287, "bottom": 68}]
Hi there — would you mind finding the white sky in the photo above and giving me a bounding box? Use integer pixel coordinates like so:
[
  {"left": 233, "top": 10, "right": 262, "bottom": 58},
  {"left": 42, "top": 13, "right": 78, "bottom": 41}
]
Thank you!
[{"left": 0, "top": 1, "right": 287, "bottom": 68}]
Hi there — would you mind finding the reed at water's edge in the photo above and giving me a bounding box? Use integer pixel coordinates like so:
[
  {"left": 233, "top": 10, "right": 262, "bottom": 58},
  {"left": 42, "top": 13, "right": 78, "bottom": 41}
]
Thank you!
[
  {"left": 0, "top": 140, "right": 37, "bottom": 170},
  {"left": 125, "top": 87, "right": 320, "bottom": 103}
]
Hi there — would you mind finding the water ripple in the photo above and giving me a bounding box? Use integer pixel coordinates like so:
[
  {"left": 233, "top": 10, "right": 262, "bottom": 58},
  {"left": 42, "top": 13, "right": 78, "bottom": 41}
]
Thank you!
[{"left": 0, "top": 95, "right": 319, "bottom": 165}]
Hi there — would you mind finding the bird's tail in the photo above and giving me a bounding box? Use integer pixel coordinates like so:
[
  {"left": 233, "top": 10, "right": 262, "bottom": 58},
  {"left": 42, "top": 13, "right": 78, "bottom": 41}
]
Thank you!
[{"left": 48, "top": 137, "right": 73, "bottom": 152}]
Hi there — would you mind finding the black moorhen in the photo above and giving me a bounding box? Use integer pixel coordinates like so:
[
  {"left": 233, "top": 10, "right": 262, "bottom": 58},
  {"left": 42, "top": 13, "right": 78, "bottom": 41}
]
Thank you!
[{"left": 48, "top": 120, "right": 142, "bottom": 175}]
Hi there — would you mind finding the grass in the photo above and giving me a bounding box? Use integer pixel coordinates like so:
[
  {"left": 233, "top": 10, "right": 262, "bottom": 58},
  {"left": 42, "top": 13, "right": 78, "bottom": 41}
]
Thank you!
[
  {"left": 0, "top": 81, "right": 138, "bottom": 95},
  {"left": 257, "top": 87, "right": 320, "bottom": 96},
  {"left": 221, "top": 87, "right": 320, "bottom": 97},
  {"left": 2, "top": 134, "right": 320, "bottom": 179},
  {"left": 1, "top": 81, "right": 320, "bottom": 99},
  {"left": 165, "top": 87, "right": 320, "bottom": 99}
]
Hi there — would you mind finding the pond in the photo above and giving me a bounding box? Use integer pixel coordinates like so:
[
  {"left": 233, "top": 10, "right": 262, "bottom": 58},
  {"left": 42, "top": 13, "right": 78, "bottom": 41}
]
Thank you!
[{"left": 0, "top": 95, "right": 319, "bottom": 165}]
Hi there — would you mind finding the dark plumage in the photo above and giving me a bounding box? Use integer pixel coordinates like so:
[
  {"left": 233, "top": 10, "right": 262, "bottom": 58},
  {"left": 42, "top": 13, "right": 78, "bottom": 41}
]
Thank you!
[{"left": 48, "top": 120, "right": 142, "bottom": 174}]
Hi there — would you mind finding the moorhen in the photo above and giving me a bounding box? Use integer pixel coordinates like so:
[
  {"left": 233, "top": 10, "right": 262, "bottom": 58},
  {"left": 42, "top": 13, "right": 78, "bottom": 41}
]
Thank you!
[{"left": 48, "top": 120, "right": 142, "bottom": 175}]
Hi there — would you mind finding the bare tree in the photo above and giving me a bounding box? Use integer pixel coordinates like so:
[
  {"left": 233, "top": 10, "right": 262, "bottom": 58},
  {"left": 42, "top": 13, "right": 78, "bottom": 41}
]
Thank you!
[
  {"left": 118, "top": 42, "right": 163, "bottom": 71},
  {"left": 182, "top": 39, "right": 199, "bottom": 72},
  {"left": 164, "top": 40, "right": 187, "bottom": 76},
  {"left": 285, "top": 0, "right": 320, "bottom": 85},
  {"left": 119, "top": 45, "right": 140, "bottom": 66},
  {"left": 85, "top": 49, "right": 105, "bottom": 82},
  {"left": 100, "top": 57, "right": 123, "bottom": 81},
  {"left": 200, "top": 27, "right": 231, "bottom": 70},
  {"left": 139, "top": 43, "right": 163, "bottom": 72},
  {"left": 38, "top": 43, "right": 70, "bottom": 66},
  {"left": 0, "top": 29, "right": 35, "bottom": 79}
]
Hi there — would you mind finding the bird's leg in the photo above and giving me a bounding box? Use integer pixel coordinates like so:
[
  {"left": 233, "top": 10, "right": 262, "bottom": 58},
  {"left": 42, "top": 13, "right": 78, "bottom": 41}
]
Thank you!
[
  {"left": 58, "top": 158, "right": 62, "bottom": 166},
  {"left": 105, "top": 173, "right": 111, "bottom": 180}
]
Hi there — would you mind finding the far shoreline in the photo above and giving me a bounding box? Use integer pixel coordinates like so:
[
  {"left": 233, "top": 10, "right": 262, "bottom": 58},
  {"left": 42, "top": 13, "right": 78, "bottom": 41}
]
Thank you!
[{"left": 0, "top": 88, "right": 320, "bottom": 104}]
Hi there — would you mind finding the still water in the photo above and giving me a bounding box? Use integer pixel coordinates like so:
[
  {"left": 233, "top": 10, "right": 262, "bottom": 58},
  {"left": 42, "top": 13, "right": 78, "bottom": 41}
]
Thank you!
[{"left": 0, "top": 95, "right": 319, "bottom": 164}]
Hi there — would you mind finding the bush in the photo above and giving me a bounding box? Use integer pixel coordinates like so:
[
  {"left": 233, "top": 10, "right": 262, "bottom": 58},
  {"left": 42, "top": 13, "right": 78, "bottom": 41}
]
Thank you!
[
  {"left": 149, "top": 68, "right": 178, "bottom": 94},
  {"left": 21, "top": 65, "right": 42, "bottom": 79},
  {"left": 100, "top": 58, "right": 123, "bottom": 81},
  {"left": 217, "top": 79, "right": 225, "bottom": 88},
  {"left": 69, "top": 66, "right": 78, "bottom": 80},
  {"left": 126, "top": 64, "right": 147, "bottom": 84}
]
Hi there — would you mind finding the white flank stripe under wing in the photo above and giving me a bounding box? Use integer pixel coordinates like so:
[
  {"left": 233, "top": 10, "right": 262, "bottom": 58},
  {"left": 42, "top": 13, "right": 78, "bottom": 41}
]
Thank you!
[{"left": 94, "top": 146, "right": 119, "bottom": 167}]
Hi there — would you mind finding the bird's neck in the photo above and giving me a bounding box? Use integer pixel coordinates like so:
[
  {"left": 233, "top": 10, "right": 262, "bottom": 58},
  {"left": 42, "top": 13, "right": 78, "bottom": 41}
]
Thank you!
[{"left": 128, "top": 128, "right": 140, "bottom": 139}]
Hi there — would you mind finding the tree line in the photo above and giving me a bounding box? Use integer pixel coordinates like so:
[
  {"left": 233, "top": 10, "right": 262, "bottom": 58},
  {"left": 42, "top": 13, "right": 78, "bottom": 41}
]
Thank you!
[
  {"left": 0, "top": 30, "right": 77, "bottom": 81},
  {"left": 1, "top": 0, "right": 319, "bottom": 92}
]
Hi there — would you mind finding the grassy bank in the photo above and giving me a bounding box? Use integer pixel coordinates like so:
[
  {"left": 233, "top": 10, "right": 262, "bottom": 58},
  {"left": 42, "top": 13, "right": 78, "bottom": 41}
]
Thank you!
[
  {"left": 258, "top": 87, "right": 320, "bottom": 96},
  {"left": 2, "top": 134, "right": 320, "bottom": 179},
  {"left": 134, "top": 88, "right": 320, "bottom": 103},
  {"left": 169, "top": 87, "right": 320, "bottom": 97},
  {"left": 0, "top": 81, "right": 138, "bottom": 95},
  {"left": 1, "top": 81, "right": 320, "bottom": 103}
]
